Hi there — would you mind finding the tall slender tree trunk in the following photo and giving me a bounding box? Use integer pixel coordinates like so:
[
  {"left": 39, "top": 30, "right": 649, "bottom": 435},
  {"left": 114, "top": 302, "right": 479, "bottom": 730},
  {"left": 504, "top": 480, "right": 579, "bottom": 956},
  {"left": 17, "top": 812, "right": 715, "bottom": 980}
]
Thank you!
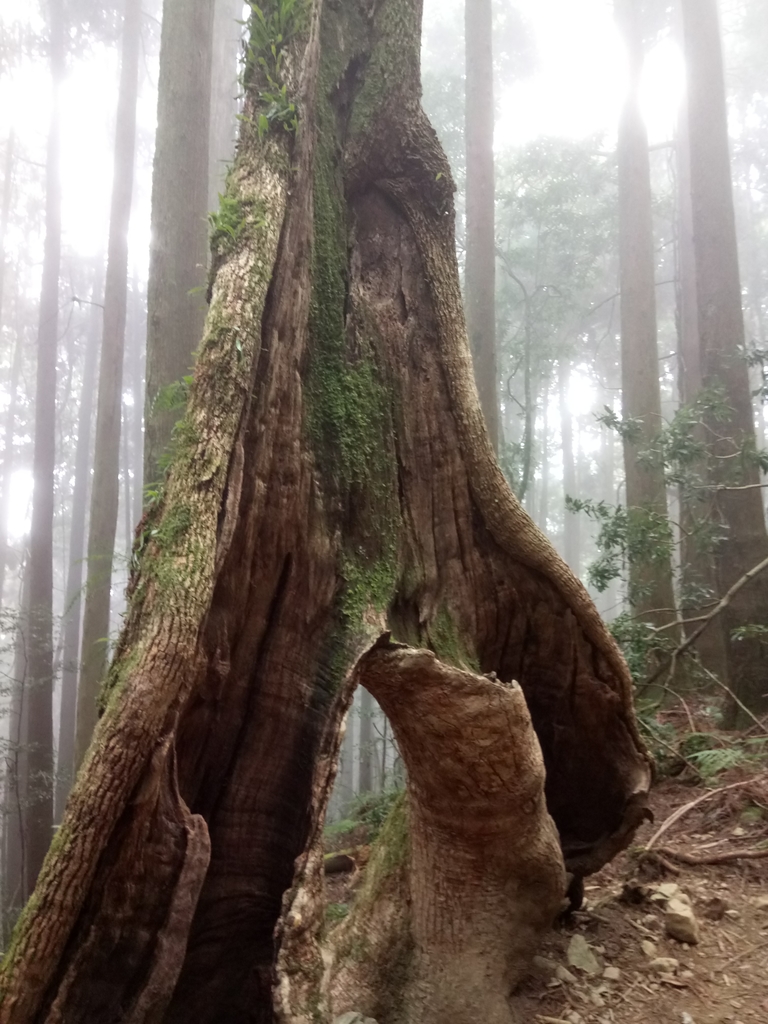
[
  {"left": 560, "top": 361, "right": 580, "bottom": 573},
  {"left": 0, "top": 334, "right": 23, "bottom": 607},
  {"left": 465, "top": 0, "right": 498, "bottom": 451},
  {"left": 75, "top": 0, "right": 142, "bottom": 764},
  {"left": 0, "top": 3, "right": 650, "bottom": 1020},
  {"left": 55, "top": 281, "right": 101, "bottom": 819},
  {"left": 2, "top": 567, "right": 29, "bottom": 940},
  {"left": 358, "top": 686, "right": 374, "bottom": 794},
  {"left": 129, "top": 277, "right": 145, "bottom": 526},
  {"left": 144, "top": 0, "right": 215, "bottom": 487},
  {"left": 25, "top": 0, "right": 65, "bottom": 896},
  {"left": 681, "top": 0, "right": 768, "bottom": 721},
  {"left": 208, "top": 0, "right": 243, "bottom": 212},
  {"left": 674, "top": 52, "right": 729, "bottom": 683},
  {"left": 0, "top": 129, "right": 16, "bottom": 603},
  {"left": 537, "top": 384, "right": 550, "bottom": 533},
  {"left": 615, "top": 0, "right": 678, "bottom": 637}
]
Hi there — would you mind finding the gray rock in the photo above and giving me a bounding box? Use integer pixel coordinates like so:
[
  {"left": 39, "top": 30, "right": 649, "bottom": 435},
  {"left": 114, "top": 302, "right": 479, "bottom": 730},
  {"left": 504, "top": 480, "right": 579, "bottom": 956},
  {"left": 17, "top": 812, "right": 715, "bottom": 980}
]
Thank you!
[
  {"left": 665, "top": 898, "right": 701, "bottom": 945},
  {"left": 567, "top": 934, "right": 601, "bottom": 975},
  {"left": 333, "top": 1014, "right": 377, "bottom": 1024}
]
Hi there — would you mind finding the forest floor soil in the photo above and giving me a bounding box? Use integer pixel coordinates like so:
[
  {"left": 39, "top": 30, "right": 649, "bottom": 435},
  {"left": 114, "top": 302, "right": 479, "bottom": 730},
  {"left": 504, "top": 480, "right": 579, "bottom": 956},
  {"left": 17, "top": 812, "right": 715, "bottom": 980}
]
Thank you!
[{"left": 324, "top": 768, "right": 768, "bottom": 1024}]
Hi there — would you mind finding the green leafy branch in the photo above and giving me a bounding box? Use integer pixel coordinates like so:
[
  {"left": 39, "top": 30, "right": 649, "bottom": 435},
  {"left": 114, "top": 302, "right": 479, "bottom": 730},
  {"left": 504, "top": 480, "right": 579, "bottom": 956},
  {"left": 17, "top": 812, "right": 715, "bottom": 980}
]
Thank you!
[{"left": 241, "top": 0, "right": 309, "bottom": 138}]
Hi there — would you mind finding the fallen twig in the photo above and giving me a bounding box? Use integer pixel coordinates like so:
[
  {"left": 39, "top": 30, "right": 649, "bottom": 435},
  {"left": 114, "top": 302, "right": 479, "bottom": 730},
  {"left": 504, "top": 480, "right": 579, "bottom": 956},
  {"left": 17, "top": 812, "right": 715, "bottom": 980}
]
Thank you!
[
  {"left": 644, "top": 777, "right": 764, "bottom": 850},
  {"left": 652, "top": 844, "right": 768, "bottom": 865}
]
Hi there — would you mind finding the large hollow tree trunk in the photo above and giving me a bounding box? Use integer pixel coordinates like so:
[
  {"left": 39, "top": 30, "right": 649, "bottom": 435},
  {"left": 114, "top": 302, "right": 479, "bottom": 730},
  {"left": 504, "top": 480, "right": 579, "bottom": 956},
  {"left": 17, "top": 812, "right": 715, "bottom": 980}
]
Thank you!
[
  {"left": 0, "top": 2, "right": 650, "bottom": 1022},
  {"left": 681, "top": 0, "right": 768, "bottom": 721},
  {"left": 615, "top": 0, "right": 679, "bottom": 642}
]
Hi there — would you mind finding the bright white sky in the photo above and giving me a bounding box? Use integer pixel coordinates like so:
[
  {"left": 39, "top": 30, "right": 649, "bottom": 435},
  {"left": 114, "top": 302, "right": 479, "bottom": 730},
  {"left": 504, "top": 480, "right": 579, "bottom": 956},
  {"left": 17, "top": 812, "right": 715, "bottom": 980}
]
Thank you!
[{"left": 494, "top": 0, "right": 685, "bottom": 148}]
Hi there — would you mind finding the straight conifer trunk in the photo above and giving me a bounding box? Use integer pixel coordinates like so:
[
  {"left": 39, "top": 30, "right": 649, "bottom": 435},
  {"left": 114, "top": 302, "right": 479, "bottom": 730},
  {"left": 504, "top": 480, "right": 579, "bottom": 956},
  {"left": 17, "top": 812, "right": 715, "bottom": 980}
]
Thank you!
[
  {"left": 144, "top": 0, "right": 215, "bottom": 488},
  {"left": 674, "top": 65, "right": 728, "bottom": 682},
  {"left": 681, "top": 0, "right": 768, "bottom": 720},
  {"left": 56, "top": 281, "right": 101, "bottom": 817},
  {"left": 0, "top": 129, "right": 17, "bottom": 604},
  {"left": 75, "top": 0, "right": 142, "bottom": 762},
  {"left": 615, "top": 0, "right": 678, "bottom": 637},
  {"left": 24, "top": 0, "right": 65, "bottom": 896},
  {"left": 0, "top": 3, "right": 650, "bottom": 1021},
  {"left": 464, "top": 0, "right": 499, "bottom": 451}
]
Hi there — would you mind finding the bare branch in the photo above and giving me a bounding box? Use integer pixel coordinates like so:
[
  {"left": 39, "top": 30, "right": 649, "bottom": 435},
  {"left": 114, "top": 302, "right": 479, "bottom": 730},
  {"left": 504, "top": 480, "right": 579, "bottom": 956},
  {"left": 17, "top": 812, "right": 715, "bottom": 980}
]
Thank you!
[{"left": 641, "top": 555, "right": 768, "bottom": 690}]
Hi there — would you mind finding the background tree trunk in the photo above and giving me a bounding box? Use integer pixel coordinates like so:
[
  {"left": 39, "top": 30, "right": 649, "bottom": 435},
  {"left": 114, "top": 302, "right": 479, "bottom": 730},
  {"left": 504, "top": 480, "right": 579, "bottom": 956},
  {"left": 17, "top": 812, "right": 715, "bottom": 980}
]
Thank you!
[
  {"left": 560, "top": 360, "right": 580, "bottom": 574},
  {"left": 0, "top": 3, "right": 650, "bottom": 1021},
  {"left": 0, "top": 129, "right": 17, "bottom": 604},
  {"left": 465, "top": 0, "right": 499, "bottom": 450},
  {"left": 681, "top": 0, "right": 768, "bottom": 721},
  {"left": 143, "top": 0, "right": 214, "bottom": 488},
  {"left": 55, "top": 277, "right": 101, "bottom": 818},
  {"left": 208, "top": 0, "right": 243, "bottom": 212},
  {"left": 75, "top": 0, "right": 142, "bottom": 763},
  {"left": 615, "top": 0, "right": 678, "bottom": 637},
  {"left": 674, "top": 56, "right": 729, "bottom": 684},
  {"left": 24, "top": 0, "right": 65, "bottom": 896}
]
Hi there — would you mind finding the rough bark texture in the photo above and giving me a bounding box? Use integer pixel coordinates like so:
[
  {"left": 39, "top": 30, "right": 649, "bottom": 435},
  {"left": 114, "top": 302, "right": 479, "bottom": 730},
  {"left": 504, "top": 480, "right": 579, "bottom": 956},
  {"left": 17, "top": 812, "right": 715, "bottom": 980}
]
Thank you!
[
  {"left": 464, "top": 0, "right": 499, "bottom": 450},
  {"left": 143, "top": 0, "right": 214, "bottom": 488},
  {"left": 615, "top": 0, "right": 678, "bottom": 636},
  {"left": 75, "top": 0, "right": 142, "bottom": 765},
  {"left": 24, "top": 0, "right": 64, "bottom": 897},
  {"left": 0, "top": 1, "right": 650, "bottom": 1021},
  {"left": 681, "top": 0, "right": 768, "bottom": 720},
  {"left": 327, "top": 641, "right": 565, "bottom": 1024}
]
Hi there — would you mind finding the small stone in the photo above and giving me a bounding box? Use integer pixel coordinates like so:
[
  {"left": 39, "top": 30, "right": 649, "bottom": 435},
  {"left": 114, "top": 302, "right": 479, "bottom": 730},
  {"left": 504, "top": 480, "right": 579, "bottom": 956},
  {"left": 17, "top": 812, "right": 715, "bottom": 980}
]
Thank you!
[
  {"left": 658, "top": 882, "right": 679, "bottom": 898},
  {"left": 665, "top": 898, "right": 701, "bottom": 944},
  {"left": 531, "top": 955, "right": 557, "bottom": 977},
  {"left": 753, "top": 895, "right": 768, "bottom": 911},
  {"left": 724, "top": 909, "right": 740, "bottom": 920},
  {"left": 556, "top": 964, "right": 579, "bottom": 984},
  {"left": 603, "top": 966, "right": 621, "bottom": 981},
  {"left": 588, "top": 988, "right": 605, "bottom": 1007},
  {"left": 332, "top": 1015, "right": 366, "bottom": 1024},
  {"left": 641, "top": 939, "right": 658, "bottom": 957},
  {"left": 648, "top": 957, "right": 680, "bottom": 974},
  {"left": 567, "top": 934, "right": 601, "bottom": 976}
]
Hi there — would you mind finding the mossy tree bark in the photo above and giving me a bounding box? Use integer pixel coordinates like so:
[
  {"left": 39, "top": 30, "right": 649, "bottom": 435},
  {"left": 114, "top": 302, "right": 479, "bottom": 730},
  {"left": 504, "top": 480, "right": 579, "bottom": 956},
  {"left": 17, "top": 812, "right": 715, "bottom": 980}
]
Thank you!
[{"left": 0, "top": 1, "right": 650, "bottom": 1021}]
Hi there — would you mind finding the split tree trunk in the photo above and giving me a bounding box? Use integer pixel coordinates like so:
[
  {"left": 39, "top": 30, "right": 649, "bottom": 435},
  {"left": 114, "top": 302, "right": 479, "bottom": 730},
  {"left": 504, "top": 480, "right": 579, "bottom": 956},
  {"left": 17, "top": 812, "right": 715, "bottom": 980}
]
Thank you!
[
  {"left": 0, "top": 2, "right": 650, "bottom": 1021},
  {"left": 615, "top": 0, "right": 679, "bottom": 640},
  {"left": 681, "top": 0, "right": 768, "bottom": 720}
]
